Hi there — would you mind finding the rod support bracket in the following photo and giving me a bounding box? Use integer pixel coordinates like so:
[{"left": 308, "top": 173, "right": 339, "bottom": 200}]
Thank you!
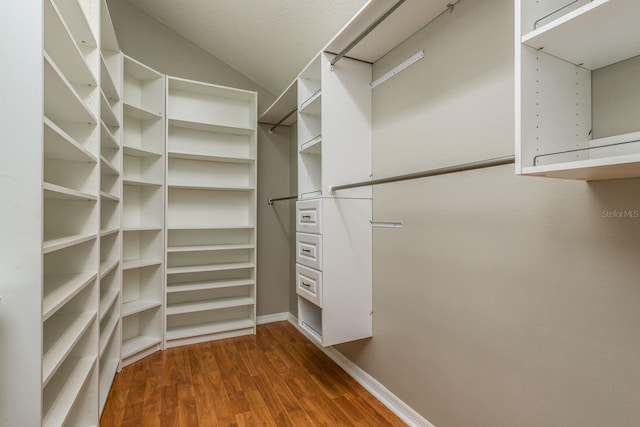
[
  {"left": 268, "top": 199, "right": 274, "bottom": 205},
  {"left": 447, "top": 3, "right": 455, "bottom": 13}
]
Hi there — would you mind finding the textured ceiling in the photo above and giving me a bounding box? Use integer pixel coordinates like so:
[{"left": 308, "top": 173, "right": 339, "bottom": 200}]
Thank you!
[{"left": 124, "top": 0, "right": 368, "bottom": 96}]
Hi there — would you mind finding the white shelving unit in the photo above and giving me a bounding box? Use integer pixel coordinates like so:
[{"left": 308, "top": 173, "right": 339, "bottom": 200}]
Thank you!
[
  {"left": 165, "top": 77, "right": 257, "bottom": 348},
  {"left": 42, "top": 0, "right": 101, "bottom": 424},
  {"left": 516, "top": 0, "right": 640, "bottom": 180},
  {"left": 98, "top": 0, "right": 122, "bottom": 414},
  {"left": 121, "top": 55, "right": 165, "bottom": 366},
  {"left": 291, "top": 52, "right": 373, "bottom": 347}
]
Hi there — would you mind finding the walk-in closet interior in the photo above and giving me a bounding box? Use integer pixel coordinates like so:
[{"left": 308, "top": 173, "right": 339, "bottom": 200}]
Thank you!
[{"left": 2, "top": 0, "right": 640, "bottom": 425}]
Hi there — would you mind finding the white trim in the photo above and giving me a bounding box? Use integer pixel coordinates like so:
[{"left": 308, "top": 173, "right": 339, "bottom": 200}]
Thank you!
[
  {"left": 256, "top": 312, "right": 290, "bottom": 325},
  {"left": 287, "top": 315, "right": 435, "bottom": 427}
]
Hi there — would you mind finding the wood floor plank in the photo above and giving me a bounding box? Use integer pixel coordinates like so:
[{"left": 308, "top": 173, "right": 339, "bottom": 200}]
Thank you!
[{"left": 101, "top": 321, "right": 406, "bottom": 426}]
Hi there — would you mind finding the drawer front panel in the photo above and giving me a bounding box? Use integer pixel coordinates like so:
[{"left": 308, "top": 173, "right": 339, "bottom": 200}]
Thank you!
[
  {"left": 296, "top": 233, "right": 322, "bottom": 270},
  {"left": 296, "top": 199, "right": 322, "bottom": 233},
  {"left": 296, "top": 264, "right": 322, "bottom": 307}
]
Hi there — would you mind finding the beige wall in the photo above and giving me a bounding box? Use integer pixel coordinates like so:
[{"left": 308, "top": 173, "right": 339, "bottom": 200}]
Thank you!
[
  {"left": 106, "top": 0, "right": 275, "bottom": 114},
  {"left": 336, "top": 0, "right": 640, "bottom": 426}
]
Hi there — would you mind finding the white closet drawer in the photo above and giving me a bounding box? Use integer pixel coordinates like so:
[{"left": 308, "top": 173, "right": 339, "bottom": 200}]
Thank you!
[
  {"left": 296, "top": 233, "right": 322, "bottom": 270},
  {"left": 296, "top": 199, "right": 322, "bottom": 233},
  {"left": 296, "top": 264, "right": 322, "bottom": 307}
]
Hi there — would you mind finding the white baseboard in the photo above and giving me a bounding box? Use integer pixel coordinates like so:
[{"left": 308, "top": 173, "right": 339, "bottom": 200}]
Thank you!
[
  {"left": 287, "top": 315, "right": 435, "bottom": 427},
  {"left": 256, "top": 312, "right": 290, "bottom": 325}
]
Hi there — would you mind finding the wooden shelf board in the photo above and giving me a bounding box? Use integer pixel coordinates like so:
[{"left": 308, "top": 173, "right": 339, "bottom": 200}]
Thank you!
[
  {"left": 167, "top": 150, "right": 254, "bottom": 164},
  {"left": 166, "top": 296, "right": 254, "bottom": 316},
  {"left": 122, "top": 226, "right": 163, "bottom": 232},
  {"left": 100, "top": 121, "right": 120, "bottom": 149},
  {"left": 100, "top": 55, "right": 120, "bottom": 102},
  {"left": 167, "top": 243, "right": 254, "bottom": 253},
  {"left": 122, "top": 259, "right": 162, "bottom": 271},
  {"left": 42, "top": 356, "right": 96, "bottom": 427},
  {"left": 99, "top": 227, "right": 119, "bottom": 238},
  {"left": 43, "top": 232, "right": 97, "bottom": 254},
  {"left": 43, "top": 182, "right": 98, "bottom": 201},
  {"left": 168, "top": 225, "right": 254, "bottom": 231},
  {"left": 123, "top": 55, "right": 163, "bottom": 82},
  {"left": 123, "top": 102, "right": 163, "bottom": 121},
  {"left": 100, "top": 155, "right": 120, "bottom": 176},
  {"left": 167, "top": 262, "right": 254, "bottom": 275},
  {"left": 168, "top": 76, "right": 256, "bottom": 101},
  {"left": 44, "top": 117, "right": 97, "bottom": 163},
  {"left": 100, "top": 192, "right": 120, "bottom": 202},
  {"left": 167, "top": 184, "right": 254, "bottom": 192},
  {"left": 166, "top": 317, "right": 254, "bottom": 341},
  {"left": 299, "top": 90, "right": 321, "bottom": 114},
  {"left": 43, "top": 311, "right": 96, "bottom": 386},
  {"left": 123, "top": 178, "right": 163, "bottom": 187},
  {"left": 258, "top": 79, "right": 297, "bottom": 125},
  {"left": 99, "top": 290, "right": 120, "bottom": 322},
  {"left": 98, "top": 355, "right": 119, "bottom": 413},
  {"left": 100, "top": 92, "right": 120, "bottom": 129},
  {"left": 168, "top": 118, "right": 255, "bottom": 136},
  {"left": 122, "top": 299, "right": 162, "bottom": 317},
  {"left": 101, "top": 0, "right": 120, "bottom": 52},
  {"left": 43, "top": 272, "right": 97, "bottom": 321},
  {"left": 522, "top": 153, "right": 640, "bottom": 181},
  {"left": 122, "top": 335, "right": 162, "bottom": 359},
  {"left": 299, "top": 135, "right": 322, "bottom": 154},
  {"left": 166, "top": 279, "right": 254, "bottom": 294},
  {"left": 522, "top": 0, "right": 640, "bottom": 70},
  {"left": 123, "top": 145, "right": 163, "bottom": 158},
  {"left": 99, "top": 258, "right": 119, "bottom": 280},
  {"left": 99, "top": 313, "right": 120, "bottom": 357}
]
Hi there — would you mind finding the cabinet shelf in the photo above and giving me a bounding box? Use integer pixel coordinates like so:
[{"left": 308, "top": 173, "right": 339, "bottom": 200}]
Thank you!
[
  {"left": 167, "top": 225, "right": 254, "bottom": 231},
  {"left": 101, "top": 121, "right": 119, "bottom": 149},
  {"left": 166, "top": 318, "right": 254, "bottom": 341},
  {"left": 123, "top": 145, "right": 163, "bottom": 158},
  {"left": 122, "top": 336, "right": 161, "bottom": 359},
  {"left": 299, "top": 135, "right": 322, "bottom": 154},
  {"left": 166, "top": 296, "right": 254, "bottom": 316},
  {"left": 122, "top": 299, "right": 162, "bottom": 317},
  {"left": 522, "top": 0, "right": 640, "bottom": 70},
  {"left": 99, "top": 259, "right": 119, "bottom": 280},
  {"left": 122, "top": 259, "right": 162, "bottom": 270},
  {"left": 123, "top": 102, "right": 163, "bottom": 121},
  {"left": 43, "top": 232, "right": 97, "bottom": 254},
  {"left": 44, "top": 117, "right": 97, "bottom": 163},
  {"left": 99, "top": 312, "right": 119, "bottom": 357},
  {"left": 100, "top": 192, "right": 120, "bottom": 202},
  {"left": 100, "top": 228, "right": 119, "bottom": 238},
  {"left": 167, "top": 243, "right": 254, "bottom": 253},
  {"left": 100, "top": 155, "right": 119, "bottom": 176},
  {"left": 43, "top": 356, "right": 96, "bottom": 427},
  {"left": 167, "top": 262, "right": 254, "bottom": 275},
  {"left": 167, "top": 184, "right": 255, "bottom": 192},
  {"left": 123, "top": 178, "right": 162, "bottom": 187},
  {"left": 122, "top": 226, "right": 162, "bottom": 232},
  {"left": 43, "top": 311, "right": 96, "bottom": 386},
  {"left": 101, "top": 92, "right": 120, "bottom": 128},
  {"left": 51, "top": 0, "right": 97, "bottom": 50},
  {"left": 100, "top": 55, "right": 120, "bottom": 102},
  {"left": 43, "top": 182, "right": 97, "bottom": 201},
  {"left": 167, "top": 150, "right": 254, "bottom": 164},
  {"left": 166, "top": 279, "right": 254, "bottom": 294},
  {"left": 43, "top": 273, "right": 97, "bottom": 321},
  {"left": 299, "top": 90, "right": 321, "bottom": 114},
  {"left": 168, "top": 118, "right": 255, "bottom": 136},
  {"left": 44, "top": 0, "right": 96, "bottom": 88},
  {"left": 44, "top": 53, "right": 97, "bottom": 126},
  {"left": 99, "top": 290, "right": 120, "bottom": 322}
]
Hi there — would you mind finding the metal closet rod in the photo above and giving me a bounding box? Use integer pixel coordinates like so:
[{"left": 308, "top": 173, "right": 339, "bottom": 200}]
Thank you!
[
  {"left": 329, "top": 155, "right": 516, "bottom": 194},
  {"left": 268, "top": 107, "right": 297, "bottom": 134},
  {"left": 268, "top": 195, "right": 298, "bottom": 205}
]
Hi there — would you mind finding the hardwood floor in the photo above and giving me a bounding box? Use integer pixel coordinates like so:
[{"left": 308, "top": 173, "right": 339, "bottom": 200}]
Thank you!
[{"left": 101, "top": 321, "right": 406, "bottom": 426}]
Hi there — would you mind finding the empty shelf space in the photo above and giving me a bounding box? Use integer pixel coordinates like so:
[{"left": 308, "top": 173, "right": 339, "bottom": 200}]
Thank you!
[
  {"left": 44, "top": 117, "right": 97, "bottom": 163},
  {"left": 122, "top": 226, "right": 163, "bottom": 232},
  {"left": 299, "top": 135, "right": 322, "bottom": 154},
  {"left": 101, "top": 92, "right": 120, "bottom": 129},
  {"left": 167, "top": 225, "right": 255, "bottom": 231},
  {"left": 168, "top": 118, "right": 255, "bottom": 136},
  {"left": 100, "top": 156, "right": 120, "bottom": 175},
  {"left": 123, "top": 102, "right": 163, "bottom": 120},
  {"left": 167, "top": 262, "right": 254, "bottom": 275},
  {"left": 99, "top": 315, "right": 119, "bottom": 357},
  {"left": 522, "top": 0, "right": 640, "bottom": 70},
  {"left": 123, "top": 178, "right": 162, "bottom": 187},
  {"left": 167, "top": 279, "right": 254, "bottom": 294},
  {"left": 100, "top": 259, "right": 119, "bottom": 279},
  {"left": 43, "top": 311, "right": 96, "bottom": 386},
  {"left": 166, "top": 318, "right": 254, "bottom": 341},
  {"left": 100, "top": 228, "right": 119, "bottom": 237},
  {"left": 123, "top": 145, "right": 163, "bottom": 158},
  {"left": 166, "top": 296, "right": 254, "bottom": 316},
  {"left": 100, "top": 121, "right": 120, "bottom": 149},
  {"left": 122, "top": 299, "right": 162, "bottom": 317},
  {"left": 167, "top": 150, "right": 254, "bottom": 164},
  {"left": 42, "top": 356, "right": 96, "bottom": 427},
  {"left": 122, "top": 336, "right": 161, "bottom": 359},
  {"left": 100, "top": 192, "right": 120, "bottom": 202},
  {"left": 521, "top": 153, "right": 640, "bottom": 181},
  {"left": 100, "top": 55, "right": 120, "bottom": 102},
  {"left": 299, "top": 90, "right": 321, "bottom": 114},
  {"left": 43, "top": 233, "right": 97, "bottom": 254},
  {"left": 43, "top": 272, "right": 97, "bottom": 320},
  {"left": 122, "top": 259, "right": 162, "bottom": 270},
  {"left": 167, "top": 184, "right": 254, "bottom": 191},
  {"left": 99, "top": 290, "right": 120, "bottom": 322},
  {"left": 167, "top": 243, "right": 254, "bottom": 253},
  {"left": 43, "top": 182, "right": 97, "bottom": 201}
]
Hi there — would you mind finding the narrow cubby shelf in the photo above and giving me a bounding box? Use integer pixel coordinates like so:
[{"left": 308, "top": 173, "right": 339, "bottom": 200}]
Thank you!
[
  {"left": 44, "top": 117, "right": 97, "bottom": 163},
  {"left": 101, "top": 121, "right": 120, "bottom": 149},
  {"left": 167, "top": 225, "right": 255, "bottom": 231},
  {"left": 122, "top": 226, "right": 163, "bottom": 232},
  {"left": 299, "top": 90, "right": 321, "bottom": 114},
  {"left": 43, "top": 182, "right": 97, "bottom": 201},
  {"left": 51, "top": 0, "right": 97, "bottom": 50},
  {"left": 122, "top": 259, "right": 162, "bottom": 270},
  {"left": 99, "top": 259, "right": 119, "bottom": 280},
  {"left": 123, "top": 102, "right": 163, "bottom": 121},
  {"left": 166, "top": 318, "right": 254, "bottom": 342},
  {"left": 100, "top": 192, "right": 120, "bottom": 202},
  {"left": 122, "top": 300, "right": 162, "bottom": 317},
  {"left": 167, "top": 184, "right": 254, "bottom": 191},
  {"left": 299, "top": 135, "right": 322, "bottom": 154},
  {"left": 42, "top": 356, "right": 96, "bottom": 427},
  {"left": 100, "top": 155, "right": 119, "bottom": 176},
  {"left": 42, "top": 311, "right": 96, "bottom": 386},
  {"left": 99, "top": 290, "right": 120, "bottom": 322},
  {"left": 101, "top": 92, "right": 120, "bottom": 129},
  {"left": 123, "top": 178, "right": 162, "bottom": 187},
  {"left": 99, "top": 228, "right": 119, "bottom": 238},
  {"left": 43, "top": 273, "right": 97, "bottom": 321},
  {"left": 166, "top": 262, "right": 254, "bottom": 275},
  {"left": 122, "top": 336, "right": 162, "bottom": 359},
  {"left": 43, "top": 233, "right": 97, "bottom": 254},
  {"left": 123, "top": 145, "right": 163, "bottom": 158},
  {"left": 166, "top": 297, "right": 254, "bottom": 316},
  {"left": 44, "top": 0, "right": 96, "bottom": 88},
  {"left": 166, "top": 279, "right": 254, "bottom": 294},
  {"left": 167, "top": 243, "right": 254, "bottom": 253},
  {"left": 167, "top": 150, "right": 254, "bottom": 164},
  {"left": 100, "top": 55, "right": 120, "bottom": 102},
  {"left": 168, "top": 118, "right": 255, "bottom": 136},
  {"left": 99, "top": 314, "right": 119, "bottom": 356}
]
